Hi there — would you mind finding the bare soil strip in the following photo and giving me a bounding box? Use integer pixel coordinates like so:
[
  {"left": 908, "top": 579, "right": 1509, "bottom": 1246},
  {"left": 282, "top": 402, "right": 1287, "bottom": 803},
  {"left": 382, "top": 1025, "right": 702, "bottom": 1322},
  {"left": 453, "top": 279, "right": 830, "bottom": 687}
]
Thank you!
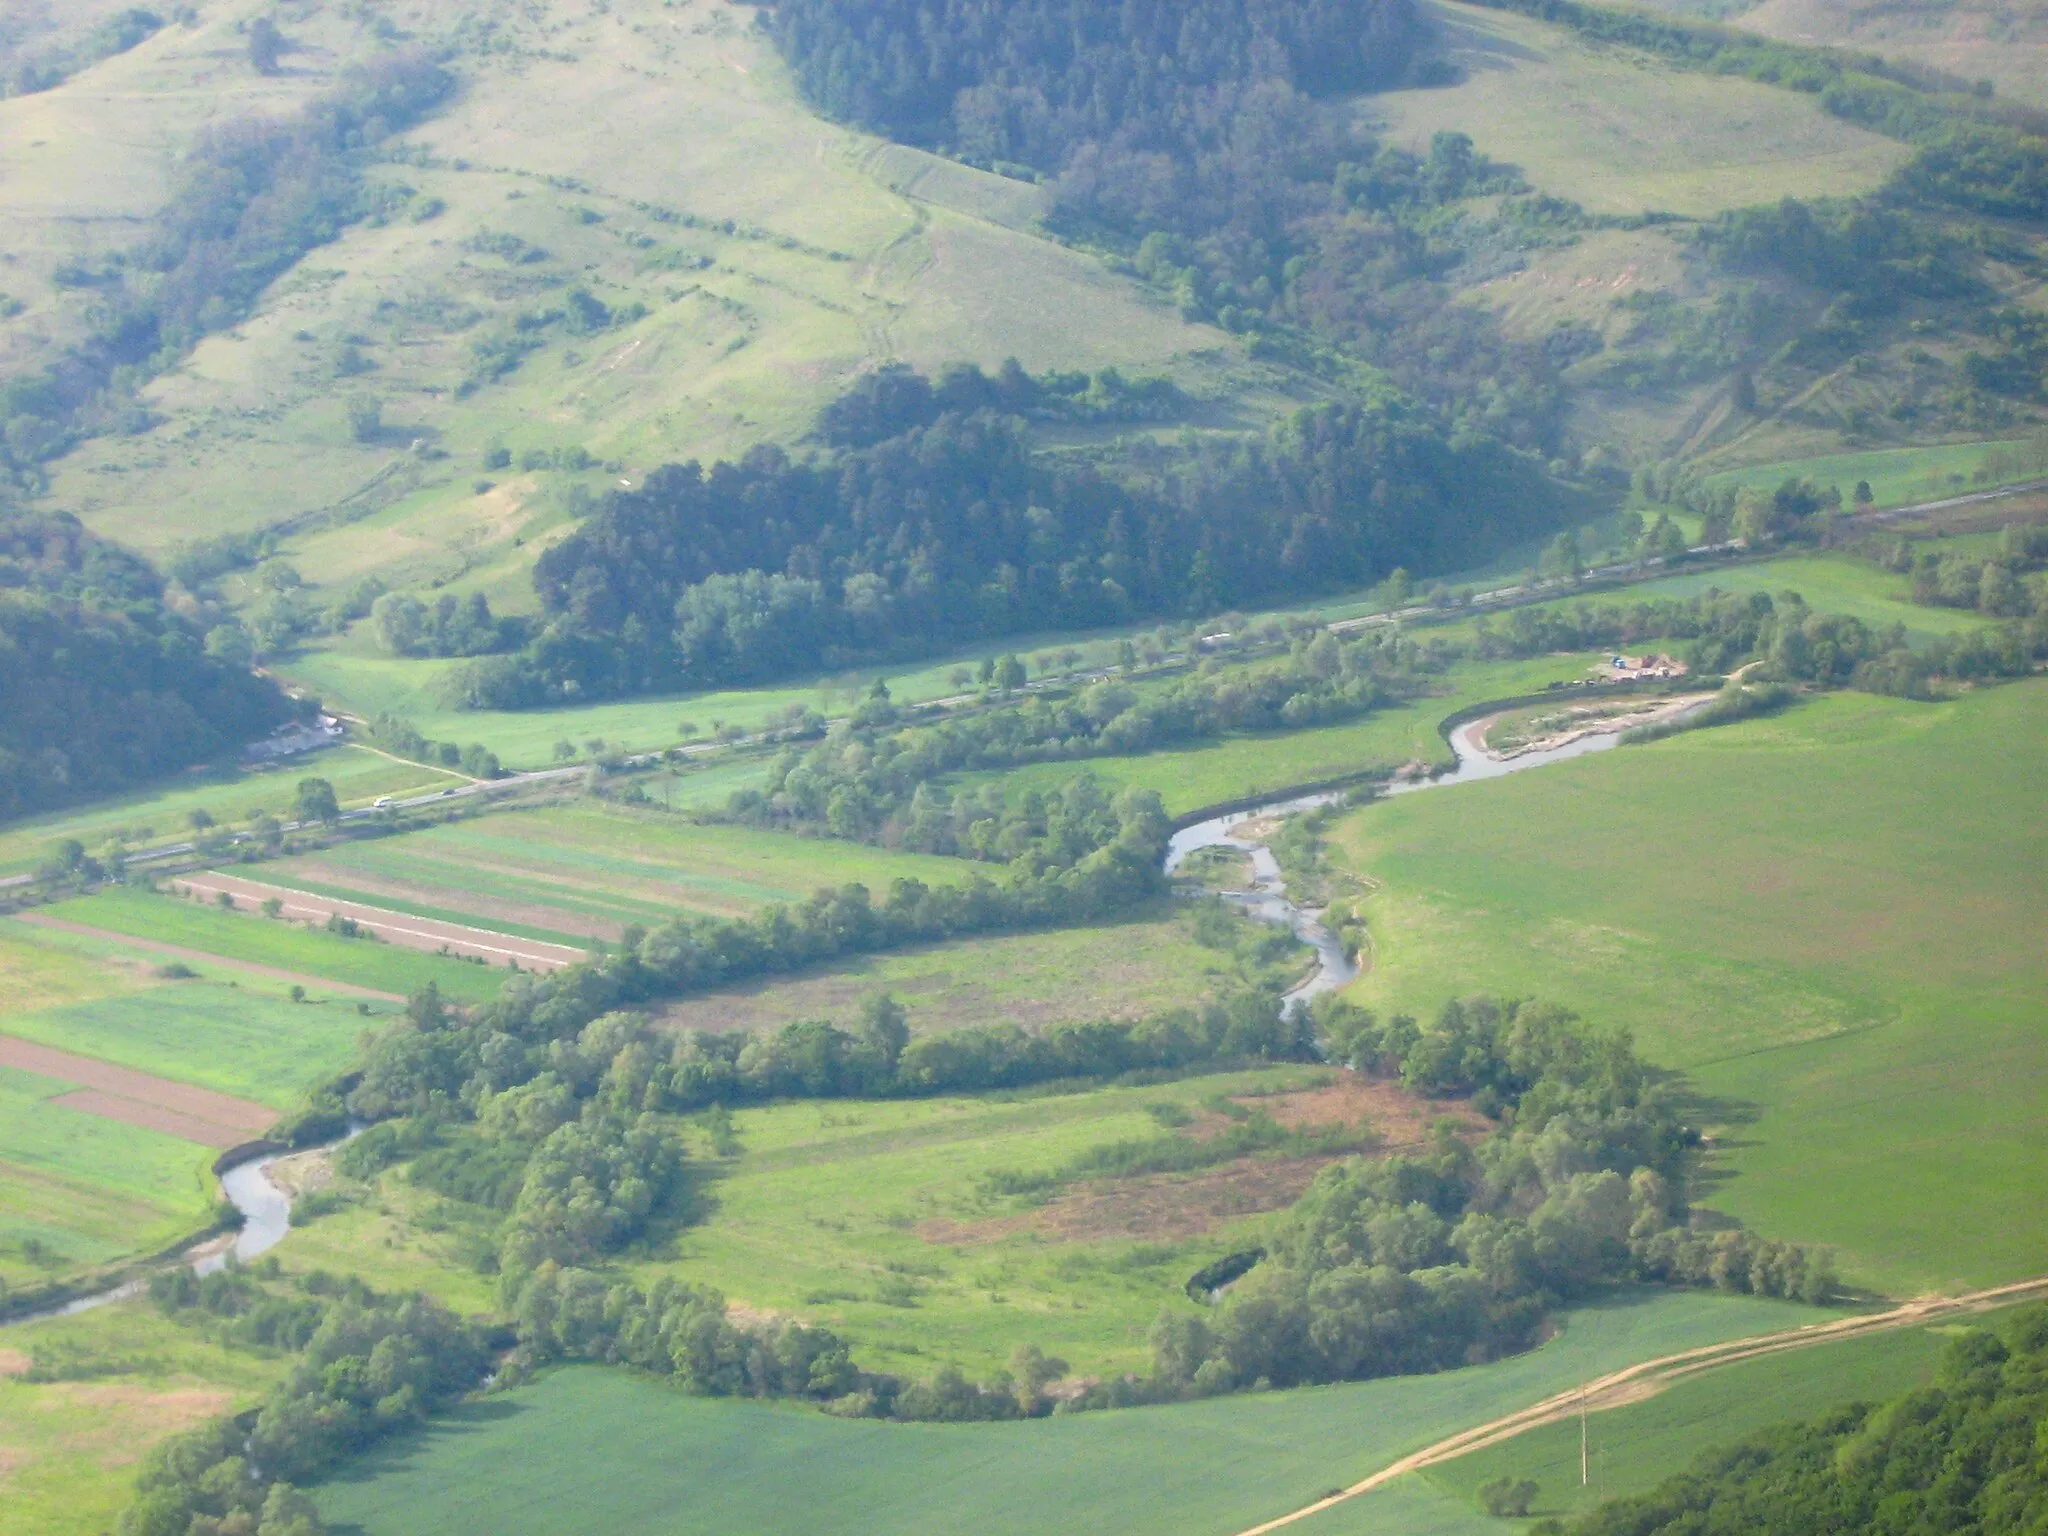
[
  {"left": 1229, "top": 1276, "right": 2048, "bottom": 1536},
  {"left": 0, "top": 1036, "right": 273, "bottom": 1140},
  {"left": 12, "top": 914, "right": 405, "bottom": 1001},
  {"left": 168, "top": 874, "right": 587, "bottom": 971},
  {"left": 45, "top": 1089, "right": 249, "bottom": 1149}
]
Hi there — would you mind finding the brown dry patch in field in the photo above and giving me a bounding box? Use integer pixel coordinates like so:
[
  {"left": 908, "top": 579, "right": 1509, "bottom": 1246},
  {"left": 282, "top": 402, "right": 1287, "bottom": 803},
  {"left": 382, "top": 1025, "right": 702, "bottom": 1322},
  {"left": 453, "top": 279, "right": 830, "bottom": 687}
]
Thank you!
[
  {"left": 924, "top": 1157, "right": 1334, "bottom": 1247},
  {"left": 1230, "top": 1074, "right": 1488, "bottom": 1148},
  {"left": 277, "top": 858, "right": 629, "bottom": 943},
  {"left": 47, "top": 1089, "right": 246, "bottom": 1149},
  {"left": 40, "top": 1384, "right": 236, "bottom": 1466},
  {"left": 0, "top": 1035, "right": 272, "bottom": 1141},
  {"left": 0, "top": 1349, "right": 29, "bottom": 1377}
]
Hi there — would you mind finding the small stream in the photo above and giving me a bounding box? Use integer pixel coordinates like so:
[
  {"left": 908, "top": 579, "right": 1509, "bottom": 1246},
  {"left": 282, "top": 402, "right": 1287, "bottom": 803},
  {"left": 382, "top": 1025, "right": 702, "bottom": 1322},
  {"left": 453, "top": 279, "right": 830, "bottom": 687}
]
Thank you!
[
  {"left": 1166, "top": 707, "right": 1640, "bottom": 1006},
  {"left": 4, "top": 1140, "right": 332, "bottom": 1328}
]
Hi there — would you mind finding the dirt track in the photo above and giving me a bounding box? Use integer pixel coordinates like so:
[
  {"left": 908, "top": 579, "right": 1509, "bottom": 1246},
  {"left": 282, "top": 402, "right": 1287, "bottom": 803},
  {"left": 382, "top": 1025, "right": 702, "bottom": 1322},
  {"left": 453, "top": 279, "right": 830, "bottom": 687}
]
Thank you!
[
  {"left": 12, "top": 913, "right": 405, "bottom": 1000},
  {"left": 0, "top": 1035, "right": 273, "bottom": 1147},
  {"left": 169, "top": 874, "right": 587, "bottom": 971},
  {"left": 1228, "top": 1276, "right": 2048, "bottom": 1535}
]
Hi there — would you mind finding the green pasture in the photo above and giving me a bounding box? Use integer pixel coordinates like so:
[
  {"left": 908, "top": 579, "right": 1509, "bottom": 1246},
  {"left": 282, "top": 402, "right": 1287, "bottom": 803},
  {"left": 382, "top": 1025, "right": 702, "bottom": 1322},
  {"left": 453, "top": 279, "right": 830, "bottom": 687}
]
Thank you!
[
  {"left": 314, "top": 1288, "right": 1831, "bottom": 1536},
  {"left": 261, "top": 805, "right": 975, "bottom": 936},
  {"left": 959, "top": 655, "right": 1611, "bottom": 816},
  {"left": 1, "top": 979, "right": 371, "bottom": 1111},
  {"left": 1419, "top": 1315, "right": 1954, "bottom": 1524},
  {"left": 1698, "top": 439, "right": 2039, "bottom": 510},
  {"left": 0, "top": 927, "right": 145, "bottom": 1021},
  {"left": 0, "top": 746, "right": 462, "bottom": 878},
  {"left": 644, "top": 1067, "right": 1338, "bottom": 1379},
  {"left": 28, "top": 889, "right": 503, "bottom": 1003},
  {"left": 0, "top": 1063, "right": 216, "bottom": 1289},
  {"left": 0, "top": 1299, "right": 285, "bottom": 1536},
  {"left": 657, "top": 903, "right": 1234, "bottom": 1036},
  {"left": 1366, "top": 1, "right": 1908, "bottom": 218},
  {"left": 1331, "top": 680, "right": 2048, "bottom": 1294},
  {"left": 1520, "top": 551, "right": 1992, "bottom": 647}
]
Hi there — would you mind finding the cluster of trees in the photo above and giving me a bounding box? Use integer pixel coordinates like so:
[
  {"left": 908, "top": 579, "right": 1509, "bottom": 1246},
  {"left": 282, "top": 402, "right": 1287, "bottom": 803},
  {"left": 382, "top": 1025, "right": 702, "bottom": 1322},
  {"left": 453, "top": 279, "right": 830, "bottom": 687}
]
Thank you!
[
  {"left": 1898, "top": 521, "right": 2048, "bottom": 616},
  {"left": 370, "top": 590, "right": 523, "bottom": 658},
  {"left": 1544, "top": 1304, "right": 2048, "bottom": 1536},
  {"left": 1471, "top": 585, "right": 2046, "bottom": 697},
  {"left": 0, "top": 510, "right": 292, "bottom": 821},
  {"left": 457, "top": 370, "right": 1573, "bottom": 706},
  {"left": 2, "top": 7, "right": 162, "bottom": 98},
  {"left": 768, "top": 1, "right": 1575, "bottom": 454},
  {"left": 121, "top": 1268, "right": 489, "bottom": 1536},
  {"left": 365, "top": 713, "right": 502, "bottom": 779},
  {"left": 1082, "top": 996, "right": 1830, "bottom": 1402},
  {"left": 2, "top": 52, "right": 451, "bottom": 496},
  {"left": 816, "top": 361, "right": 1188, "bottom": 447}
]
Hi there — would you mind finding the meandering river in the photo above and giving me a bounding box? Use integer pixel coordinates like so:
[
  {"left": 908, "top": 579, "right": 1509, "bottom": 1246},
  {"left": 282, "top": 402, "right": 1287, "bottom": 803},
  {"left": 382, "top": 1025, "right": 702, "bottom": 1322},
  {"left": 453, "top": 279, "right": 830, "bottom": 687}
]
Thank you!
[{"left": 1166, "top": 704, "right": 1642, "bottom": 1007}]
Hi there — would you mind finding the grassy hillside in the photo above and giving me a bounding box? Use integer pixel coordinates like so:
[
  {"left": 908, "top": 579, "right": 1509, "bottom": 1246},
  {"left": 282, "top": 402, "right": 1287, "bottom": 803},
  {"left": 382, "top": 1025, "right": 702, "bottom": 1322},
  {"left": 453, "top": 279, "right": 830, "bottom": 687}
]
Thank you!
[
  {"left": 38, "top": 0, "right": 1260, "bottom": 602},
  {"left": 1735, "top": 0, "right": 2048, "bottom": 109},
  {"left": 311, "top": 1290, "right": 1832, "bottom": 1536},
  {"left": 1329, "top": 679, "right": 2048, "bottom": 1294},
  {"left": 1374, "top": 1, "right": 1910, "bottom": 217}
]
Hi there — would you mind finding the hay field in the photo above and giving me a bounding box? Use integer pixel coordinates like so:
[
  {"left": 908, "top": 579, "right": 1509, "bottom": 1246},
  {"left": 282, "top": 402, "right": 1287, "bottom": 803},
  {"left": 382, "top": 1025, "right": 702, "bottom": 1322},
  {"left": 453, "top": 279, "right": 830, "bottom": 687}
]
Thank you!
[
  {"left": 1330, "top": 679, "right": 2048, "bottom": 1293},
  {"left": 1366, "top": 1, "right": 1910, "bottom": 217}
]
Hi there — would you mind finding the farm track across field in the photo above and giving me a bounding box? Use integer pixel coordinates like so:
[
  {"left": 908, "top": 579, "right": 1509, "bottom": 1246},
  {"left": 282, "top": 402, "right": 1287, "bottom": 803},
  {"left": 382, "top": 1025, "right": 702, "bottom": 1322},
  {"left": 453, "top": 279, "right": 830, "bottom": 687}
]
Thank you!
[
  {"left": 1230, "top": 1276, "right": 2048, "bottom": 1534},
  {"left": 11, "top": 914, "right": 406, "bottom": 1001},
  {"left": 169, "top": 875, "right": 587, "bottom": 971}
]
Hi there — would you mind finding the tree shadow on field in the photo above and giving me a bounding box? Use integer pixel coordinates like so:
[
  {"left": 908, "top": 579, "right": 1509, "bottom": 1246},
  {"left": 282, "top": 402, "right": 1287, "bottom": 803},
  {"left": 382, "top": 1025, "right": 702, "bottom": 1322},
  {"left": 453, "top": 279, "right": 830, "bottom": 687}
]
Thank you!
[
  {"left": 1660, "top": 1075, "right": 1766, "bottom": 1198},
  {"left": 318, "top": 1395, "right": 530, "bottom": 1504}
]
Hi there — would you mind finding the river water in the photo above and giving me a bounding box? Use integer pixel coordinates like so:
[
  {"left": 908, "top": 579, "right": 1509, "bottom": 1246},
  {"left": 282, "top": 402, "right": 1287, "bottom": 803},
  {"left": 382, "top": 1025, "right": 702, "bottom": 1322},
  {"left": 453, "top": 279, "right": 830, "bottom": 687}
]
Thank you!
[
  {"left": 1166, "top": 708, "right": 1635, "bottom": 1007},
  {"left": 4, "top": 1143, "right": 322, "bottom": 1328}
]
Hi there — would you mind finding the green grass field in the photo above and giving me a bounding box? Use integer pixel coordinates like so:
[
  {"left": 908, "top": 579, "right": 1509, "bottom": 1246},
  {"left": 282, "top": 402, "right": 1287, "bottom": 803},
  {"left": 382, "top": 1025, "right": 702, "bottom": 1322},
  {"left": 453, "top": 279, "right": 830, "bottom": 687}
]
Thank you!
[
  {"left": 0, "top": 1062, "right": 217, "bottom": 1290},
  {"left": 1510, "top": 550, "right": 1993, "bottom": 648},
  {"left": 955, "top": 656, "right": 1612, "bottom": 816},
  {"left": 312, "top": 1288, "right": 1831, "bottom": 1536},
  {"left": 656, "top": 903, "right": 1238, "bottom": 1036},
  {"left": 28, "top": 888, "right": 506, "bottom": 1004},
  {"left": 1697, "top": 440, "right": 2040, "bottom": 510},
  {"left": 1419, "top": 1315, "right": 1954, "bottom": 1524},
  {"left": 1, "top": 979, "right": 370, "bottom": 1112},
  {"left": 0, "top": 1300, "right": 286, "bottom": 1536},
  {"left": 1367, "top": 1, "right": 1908, "bottom": 218},
  {"left": 257, "top": 805, "right": 976, "bottom": 938},
  {"left": 639, "top": 1067, "right": 1343, "bottom": 1379},
  {"left": 1330, "top": 679, "right": 2048, "bottom": 1295},
  {"left": 0, "top": 746, "right": 463, "bottom": 878}
]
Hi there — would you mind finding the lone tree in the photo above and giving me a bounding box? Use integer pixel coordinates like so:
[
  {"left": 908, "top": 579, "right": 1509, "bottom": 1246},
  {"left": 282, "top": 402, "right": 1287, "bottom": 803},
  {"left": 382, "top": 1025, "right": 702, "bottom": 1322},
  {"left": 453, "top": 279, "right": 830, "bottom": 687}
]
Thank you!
[
  {"left": 248, "top": 16, "right": 283, "bottom": 74},
  {"left": 992, "top": 653, "right": 1027, "bottom": 691},
  {"left": 1478, "top": 1477, "right": 1538, "bottom": 1517},
  {"left": 345, "top": 393, "right": 382, "bottom": 443},
  {"left": 294, "top": 777, "right": 340, "bottom": 824}
]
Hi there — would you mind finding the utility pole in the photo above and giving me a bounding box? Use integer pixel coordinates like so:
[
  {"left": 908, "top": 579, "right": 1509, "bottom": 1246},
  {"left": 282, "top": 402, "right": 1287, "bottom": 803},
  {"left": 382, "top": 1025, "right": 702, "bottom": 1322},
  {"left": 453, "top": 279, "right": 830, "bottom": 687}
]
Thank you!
[{"left": 1580, "top": 1379, "right": 1589, "bottom": 1488}]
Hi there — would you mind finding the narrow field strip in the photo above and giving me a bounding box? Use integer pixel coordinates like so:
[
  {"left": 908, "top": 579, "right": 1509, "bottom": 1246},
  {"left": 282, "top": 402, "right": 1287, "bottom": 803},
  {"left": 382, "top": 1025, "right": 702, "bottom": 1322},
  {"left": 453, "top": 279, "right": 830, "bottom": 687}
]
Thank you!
[
  {"left": 170, "top": 875, "right": 587, "bottom": 971},
  {"left": 11, "top": 914, "right": 405, "bottom": 1001},
  {"left": 1229, "top": 1276, "right": 2048, "bottom": 1535},
  {"left": 0, "top": 1037, "right": 273, "bottom": 1142},
  {"left": 44, "top": 1089, "right": 252, "bottom": 1150}
]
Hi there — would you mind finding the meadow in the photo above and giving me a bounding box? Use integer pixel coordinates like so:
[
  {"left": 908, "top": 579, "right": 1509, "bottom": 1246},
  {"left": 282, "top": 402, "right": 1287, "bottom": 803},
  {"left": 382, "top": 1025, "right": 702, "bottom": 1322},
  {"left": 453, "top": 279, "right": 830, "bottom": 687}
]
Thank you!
[
  {"left": 654, "top": 905, "right": 1236, "bottom": 1036},
  {"left": 1696, "top": 439, "right": 2040, "bottom": 510},
  {"left": 255, "top": 804, "right": 976, "bottom": 937},
  {"left": 26, "top": 888, "right": 506, "bottom": 1004},
  {"left": 0, "top": 1301, "right": 286, "bottom": 1536},
  {"left": 0, "top": 1062, "right": 216, "bottom": 1291},
  {"left": 0, "top": 746, "right": 463, "bottom": 878},
  {"left": 1330, "top": 679, "right": 2048, "bottom": 1294},
  {"left": 0, "top": 979, "right": 370, "bottom": 1112},
  {"left": 312, "top": 1288, "right": 1833, "bottom": 1536},
  {"left": 1366, "top": 0, "right": 1908, "bottom": 218}
]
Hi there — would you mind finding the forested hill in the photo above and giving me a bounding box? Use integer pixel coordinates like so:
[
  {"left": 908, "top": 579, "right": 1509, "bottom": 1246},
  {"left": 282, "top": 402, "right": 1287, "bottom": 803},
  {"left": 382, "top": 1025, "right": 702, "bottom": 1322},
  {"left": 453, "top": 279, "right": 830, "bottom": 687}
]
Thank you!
[
  {"left": 0, "top": 511, "right": 293, "bottom": 821},
  {"left": 770, "top": 0, "right": 1419, "bottom": 152},
  {"left": 452, "top": 364, "right": 1583, "bottom": 708}
]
